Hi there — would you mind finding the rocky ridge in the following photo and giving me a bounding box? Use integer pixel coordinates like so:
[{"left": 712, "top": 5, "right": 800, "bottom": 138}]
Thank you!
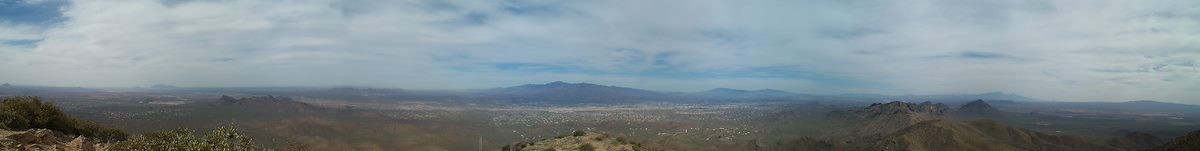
[
  {"left": 0, "top": 128, "right": 113, "bottom": 151},
  {"left": 829, "top": 101, "right": 952, "bottom": 135}
]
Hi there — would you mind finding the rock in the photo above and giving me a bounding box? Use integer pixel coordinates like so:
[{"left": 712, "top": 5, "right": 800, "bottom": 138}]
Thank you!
[
  {"left": 66, "top": 136, "right": 95, "bottom": 151},
  {"left": 5, "top": 129, "right": 66, "bottom": 145},
  {"left": 1, "top": 129, "right": 112, "bottom": 151}
]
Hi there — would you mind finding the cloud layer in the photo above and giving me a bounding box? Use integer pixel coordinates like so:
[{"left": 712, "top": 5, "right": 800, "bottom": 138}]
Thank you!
[{"left": 1, "top": 0, "right": 1198, "bottom": 103}]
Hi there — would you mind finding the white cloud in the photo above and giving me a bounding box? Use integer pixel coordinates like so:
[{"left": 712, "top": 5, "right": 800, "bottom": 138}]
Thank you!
[{"left": 0, "top": 0, "right": 1197, "bottom": 102}]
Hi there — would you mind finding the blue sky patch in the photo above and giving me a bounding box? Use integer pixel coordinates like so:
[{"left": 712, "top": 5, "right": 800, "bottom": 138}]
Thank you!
[{"left": 0, "top": 0, "right": 67, "bottom": 26}]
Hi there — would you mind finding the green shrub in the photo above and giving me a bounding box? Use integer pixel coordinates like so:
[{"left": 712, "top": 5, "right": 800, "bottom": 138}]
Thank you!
[
  {"left": 0, "top": 96, "right": 128, "bottom": 140},
  {"left": 579, "top": 143, "right": 596, "bottom": 151},
  {"left": 572, "top": 130, "right": 586, "bottom": 137},
  {"left": 111, "top": 124, "right": 263, "bottom": 151}
]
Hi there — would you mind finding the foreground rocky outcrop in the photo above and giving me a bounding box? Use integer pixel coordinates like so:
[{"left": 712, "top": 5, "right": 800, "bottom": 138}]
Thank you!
[
  {"left": 0, "top": 128, "right": 113, "bottom": 151},
  {"left": 2, "top": 96, "right": 277, "bottom": 151},
  {"left": 502, "top": 131, "right": 650, "bottom": 151}
]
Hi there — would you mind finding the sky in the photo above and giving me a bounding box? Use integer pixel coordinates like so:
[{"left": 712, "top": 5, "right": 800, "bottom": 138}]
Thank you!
[{"left": 0, "top": 0, "right": 1198, "bottom": 103}]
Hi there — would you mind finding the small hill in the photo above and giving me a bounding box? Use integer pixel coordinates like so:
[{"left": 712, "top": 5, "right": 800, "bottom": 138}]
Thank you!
[
  {"left": 1151, "top": 128, "right": 1200, "bottom": 151},
  {"left": 829, "top": 101, "right": 951, "bottom": 135},
  {"left": 210, "top": 95, "right": 324, "bottom": 112},
  {"left": 502, "top": 131, "right": 650, "bottom": 151},
  {"left": 955, "top": 99, "right": 1003, "bottom": 118}
]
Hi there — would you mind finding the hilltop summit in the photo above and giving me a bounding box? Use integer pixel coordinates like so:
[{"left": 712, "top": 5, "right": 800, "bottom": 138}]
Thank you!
[{"left": 956, "top": 99, "right": 1002, "bottom": 118}]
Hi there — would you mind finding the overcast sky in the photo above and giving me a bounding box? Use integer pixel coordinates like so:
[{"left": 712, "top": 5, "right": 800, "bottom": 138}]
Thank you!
[{"left": 1, "top": 0, "right": 1198, "bottom": 103}]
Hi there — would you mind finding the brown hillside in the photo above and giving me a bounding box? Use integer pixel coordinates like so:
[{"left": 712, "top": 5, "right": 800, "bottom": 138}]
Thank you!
[
  {"left": 829, "top": 101, "right": 951, "bottom": 135},
  {"left": 869, "top": 120, "right": 1121, "bottom": 151},
  {"left": 1151, "top": 129, "right": 1200, "bottom": 151}
]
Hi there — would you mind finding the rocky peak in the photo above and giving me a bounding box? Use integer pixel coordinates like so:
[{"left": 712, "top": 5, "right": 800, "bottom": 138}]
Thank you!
[
  {"left": 546, "top": 81, "right": 570, "bottom": 85},
  {"left": 218, "top": 95, "right": 294, "bottom": 104},
  {"left": 957, "top": 99, "right": 1001, "bottom": 117},
  {"left": 863, "top": 101, "right": 951, "bottom": 116},
  {"left": 211, "top": 95, "right": 318, "bottom": 112},
  {"left": 830, "top": 101, "right": 952, "bottom": 135}
]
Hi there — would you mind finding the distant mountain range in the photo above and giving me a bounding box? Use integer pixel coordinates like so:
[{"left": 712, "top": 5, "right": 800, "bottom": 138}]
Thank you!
[
  {"left": 694, "top": 88, "right": 804, "bottom": 99},
  {"left": 4, "top": 81, "right": 1196, "bottom": 107},
  {"left": 481, "top": 81, "right": 1057, "bottom": 104},
  {"left": 486, "top": 81, "right": 667, "bottom": 103},
  {"left": 835, "top": 92, "right": 1043, "bottom": 105}
]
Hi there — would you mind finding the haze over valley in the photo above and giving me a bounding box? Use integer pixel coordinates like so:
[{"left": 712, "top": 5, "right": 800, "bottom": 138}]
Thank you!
[{"left": 2, "top": 82, "right": 1199, "bottom": 150}]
